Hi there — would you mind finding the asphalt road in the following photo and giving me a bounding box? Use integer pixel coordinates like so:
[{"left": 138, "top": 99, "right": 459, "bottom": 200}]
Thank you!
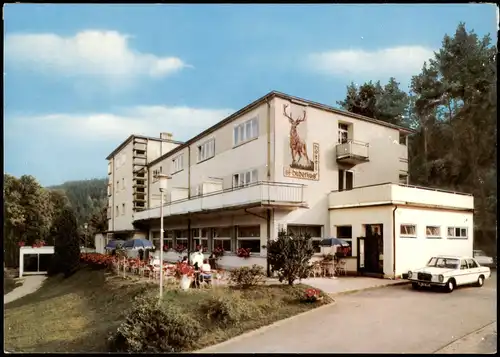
[{"left": 202, "top": 273, "right": 497, "bottom": 353}]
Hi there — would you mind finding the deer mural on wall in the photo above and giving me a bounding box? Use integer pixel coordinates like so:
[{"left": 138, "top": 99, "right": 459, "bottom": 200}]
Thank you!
[{"left": 283, "top": 104, "right": 312, "bottom": 169}]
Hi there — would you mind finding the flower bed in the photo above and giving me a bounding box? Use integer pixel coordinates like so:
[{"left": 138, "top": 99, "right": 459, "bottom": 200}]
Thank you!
[
  {"left": 302, "top": 288, "right": 323, "bottom": 303},
  {"left": 80, "top": 253, "right": 115, "bottom": 270}
]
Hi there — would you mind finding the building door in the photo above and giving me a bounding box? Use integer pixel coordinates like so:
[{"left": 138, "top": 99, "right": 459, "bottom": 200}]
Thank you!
[{"left": 360, "top": 224, "right": 384, "bottom": 276}]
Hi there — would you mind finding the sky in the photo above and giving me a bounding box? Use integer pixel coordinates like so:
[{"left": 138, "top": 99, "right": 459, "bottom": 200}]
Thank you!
[{"left": 4, "top": 4, "right": 497, "bottom": 186}]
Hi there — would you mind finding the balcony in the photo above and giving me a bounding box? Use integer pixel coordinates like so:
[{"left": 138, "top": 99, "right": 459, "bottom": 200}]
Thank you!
[
  {"left": 134, "top": 181, "right": 306, "bottom": 221},
  {"left": 133, "top": 142, "right": 147, "bottom": 151},
  {"left": 336, "top": 140, "right": 369, "bottom": 165},
  {"left": 329, "top": 183, "right": 474, "bottom": 211},
  {"left": 133, "top": 157, "right": 147, "bottom": 166}
]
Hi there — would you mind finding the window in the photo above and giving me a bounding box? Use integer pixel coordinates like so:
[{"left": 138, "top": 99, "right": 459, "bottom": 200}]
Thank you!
[
  {"left": 212, "top": 227, "right": 232, "bottom": 252},
  {"left": 399, "top": 132, "right": 407, "bottom": 146},
  {"left": 116, "top": 180, "right": 119, "bottom": 193},
  {"left": 192, "top": 228, "right": 208, "bottom": 249},
  {"left": 338, "top": 170, "right": 354, "bottom": 191},
  {"left": 336, "top": 226, "right": 353, "bottom": 257},
  {"left": 287, "top": 225, "right": 322, "bottom": 253},
  {"left": 466, "top": 259, "right": 479, "bottom": 268},
  {"left": 151, "top": 231, "right": 173, "bottom": 250},
  {"left": 198, "top": 139, "right": 215, "bottom": 162},
  {"left": 460, "top": 259, "right": 468, "bottom": 270},
  {"left": 122, "top": 178, "right": 125, "bottom": 190},
  {"left": 122, "top": 203, "right": 125, "bottom": 215},
  {"left": 447, "top": 227, "right": 468, "bottom": 239},
  {"left": 234, "top": 117, "right": 259, "bottom": 146},
  {"left": 237, "top": 225, "right": 261, "bottom": 254},
  {"left": 426, "top": 226, "right": 441, "bottom": 239},
  {"left": 399, "top": 174, "right": 408, "bottom": 185},
  {"left": 172, "top": 154, "right": 184, "bottom": 174},
  {"left": 400, "top": 224, "right": 417, "bottom": 237},
  {"left": 233, "top": 169, "right": 258, "bottom": 188},
  {"left": 174, "top": 230, "right": 189, "bottom": 248},
  {"left": 115, "top": 205, "right": 119, "bottom": 217},
  {"left": 338, "top": 123, "right": 349, "bottom": 144}
]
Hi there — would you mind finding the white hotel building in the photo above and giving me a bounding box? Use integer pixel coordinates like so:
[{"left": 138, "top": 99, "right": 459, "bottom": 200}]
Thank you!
[{"left": 105, "top": 91, "right": 474, "bottom": 278}]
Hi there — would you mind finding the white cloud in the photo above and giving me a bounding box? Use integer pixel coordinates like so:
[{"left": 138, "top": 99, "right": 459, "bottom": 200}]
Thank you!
[
  {"left": 308, "top": 46, "right": 434, "bottom": 80},
  {"left": 9, "top": 105, "right": 233, "bottom": 145},
  {"left": 4, "top": 30, "right": 188, "bottom": 87}
]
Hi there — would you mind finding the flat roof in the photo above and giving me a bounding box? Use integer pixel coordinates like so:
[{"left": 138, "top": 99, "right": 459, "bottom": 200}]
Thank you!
[
  {"left": 105, "top": 135, "right": 184, "bottom": 160},
  {"left": 148, "top": 90, "right": 417, "bottom": 167}
]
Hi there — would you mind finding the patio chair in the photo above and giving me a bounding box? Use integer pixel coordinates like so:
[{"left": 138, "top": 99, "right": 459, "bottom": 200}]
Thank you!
[
  {"left": 335, "top": 260, "right": 347, "bottom": 276},
  {"left": 309, "top": 262, "right": 323, "bottom": 278}
]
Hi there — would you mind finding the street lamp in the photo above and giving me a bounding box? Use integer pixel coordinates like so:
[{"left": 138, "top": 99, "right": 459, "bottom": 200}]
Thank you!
[
  {"left": 157, "top": 173, "right": 171, "bottom": 300},
  {"left": 84, "top": 223, "right": 88, "bottom": 251}
]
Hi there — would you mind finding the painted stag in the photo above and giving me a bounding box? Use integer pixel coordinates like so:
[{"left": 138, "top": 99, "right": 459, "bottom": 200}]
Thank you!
[{"left": 283, "top": 104, "right": 311, "bottom": 167}]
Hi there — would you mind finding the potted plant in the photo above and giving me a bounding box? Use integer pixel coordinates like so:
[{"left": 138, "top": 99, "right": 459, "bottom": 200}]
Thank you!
[
  {"left": 237, "top": 247, "right": 251, "bottom": 259},
  {"left": 174, "top": 244, "right": 186, "bottom": 261},
  {"left": 18, "top": 241, "right": 25, "bottom": 247}
]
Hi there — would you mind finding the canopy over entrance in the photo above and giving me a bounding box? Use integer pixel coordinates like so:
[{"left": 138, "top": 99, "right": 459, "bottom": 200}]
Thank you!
[{"left": 19, "top": 246, "right": 55, "bottom": 278}]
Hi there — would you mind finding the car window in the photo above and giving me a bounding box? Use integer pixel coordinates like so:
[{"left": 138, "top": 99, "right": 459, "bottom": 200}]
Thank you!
[
  {"left": 460, "top": 260, "right": 468, "bottom": 270},
  {"left": 467, "top": 259, "right": 478, "bottom": 268}
]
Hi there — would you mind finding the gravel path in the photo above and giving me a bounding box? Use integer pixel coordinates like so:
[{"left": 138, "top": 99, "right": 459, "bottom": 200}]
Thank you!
[{"left": 4, "top": 276, "right": 47, "bottom": 304}]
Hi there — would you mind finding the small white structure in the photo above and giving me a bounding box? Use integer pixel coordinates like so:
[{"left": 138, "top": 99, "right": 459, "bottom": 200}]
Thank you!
[
  {"left": 19, "top": 246, "right": 55, "bottom": 278},
  {"left": 94, "top": 233, "right": 106, "bottom": 254},
  {"left": 329, "top": 183, "right": 474, "bottom": 278}
]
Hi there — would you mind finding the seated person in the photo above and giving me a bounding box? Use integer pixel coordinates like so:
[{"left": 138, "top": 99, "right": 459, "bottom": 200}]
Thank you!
[
  {"left": 181, "top": 256, "right": 188, "bottom": 264},
  {"left": 200, "top": 259, "right": 212, "bottom": 282}
]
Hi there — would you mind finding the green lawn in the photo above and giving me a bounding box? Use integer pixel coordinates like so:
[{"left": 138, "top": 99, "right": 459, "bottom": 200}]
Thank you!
[{"left": 4, "top": 268, "right": 332, "bottom": 352}]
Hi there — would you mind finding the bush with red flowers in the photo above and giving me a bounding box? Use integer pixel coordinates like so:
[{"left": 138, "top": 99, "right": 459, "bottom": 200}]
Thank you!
[
  {"left": 31, "top": 239, "right": 46, "bottom": 248},
  {"left": 212, "top": 246, "right": 224, "bottom": 260},
  {"left": 236, "top": 247, "right": 251, "bottom": 258},
  {"left": 174, "top": 262, "right": 194, "bottom": 279},
  {"left": 174, "top": 244, "right": 187, "bottom": 254},
  {"left": 80, "top": 253, "right": 115, "bottom": 270},
  {"left": 302, "top": 288, "right": 322, "bottom": 303},
  {"left": 195, "top": 245, "right": 208, "bottom": 253},
  {"left": 18, "top": 241, "right": 25, "bottom": 247}
]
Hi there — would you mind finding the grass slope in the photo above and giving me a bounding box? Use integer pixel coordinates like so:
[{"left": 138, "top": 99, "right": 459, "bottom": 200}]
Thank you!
[{"left": 4, "top": 269, "right": 332, "bottom": 352}]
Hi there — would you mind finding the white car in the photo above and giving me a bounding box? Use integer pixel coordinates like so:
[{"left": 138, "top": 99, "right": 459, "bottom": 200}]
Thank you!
[
  {"left": 407, "top": 255, "right": 491, "bottom": 293},
  {"left": 473, "top": 250, "right": 495, "bottom": 267}
]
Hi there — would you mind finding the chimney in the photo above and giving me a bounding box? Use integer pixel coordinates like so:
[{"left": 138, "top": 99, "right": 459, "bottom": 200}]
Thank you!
[{"left": 160, "top": 132, "right": 173, "bottom": 140}]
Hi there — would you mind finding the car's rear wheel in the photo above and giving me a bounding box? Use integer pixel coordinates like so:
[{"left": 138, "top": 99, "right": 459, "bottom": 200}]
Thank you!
[
  {"left": 411, "top": 282, "right": 419, "bottom": 290},
  {"left": 444, "top": 279, "right": 455, "bottom": 293},
  {"left": 476, "top": 275, "right": 484, "bottom": 287}
]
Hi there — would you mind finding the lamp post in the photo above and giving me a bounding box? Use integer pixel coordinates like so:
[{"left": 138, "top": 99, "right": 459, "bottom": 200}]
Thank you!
[
  {"left": 84, "top": 223, "right": 88, "bottom": 251},
  {"left": 157, "top": 173, "right": 171, "bottom": 300}
]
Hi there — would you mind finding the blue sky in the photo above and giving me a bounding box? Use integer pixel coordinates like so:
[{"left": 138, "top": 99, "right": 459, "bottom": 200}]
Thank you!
[{"left": 4, "top": 4, "right": 497, "bottom": 186}]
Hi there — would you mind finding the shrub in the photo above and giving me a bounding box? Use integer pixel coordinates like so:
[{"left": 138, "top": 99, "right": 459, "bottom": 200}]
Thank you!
[
  {"left": 173, "top": 262, "right": 195, "bottom": 279},
  {"left": 108, "top": 295, "right": 201, "bottom": 353},
  {"left": 265, "top": 230, "right": 315, "bottom": 286},
  {"left": 229, "top": 265, "right": 265, "bottom": 288},
  {"left": 212, "top": 246, "right": 224, "bottom": 259},
  {"left": 200, "top": 291, "right": 257, "bottom": 325},
  {"left": 48, "top": 207, "right": 80, "bottom": 278}
]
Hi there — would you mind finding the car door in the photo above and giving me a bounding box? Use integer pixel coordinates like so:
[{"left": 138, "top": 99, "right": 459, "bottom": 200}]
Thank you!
[
  {"left": 456, "top": 259, "right": 469, "bottom": 286},
  {"left": 466, "top": 258, "right": 481, "bottom": 283}
]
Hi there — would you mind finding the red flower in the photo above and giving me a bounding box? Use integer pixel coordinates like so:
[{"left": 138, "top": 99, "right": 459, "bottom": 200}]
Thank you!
[
  {"left": 236, "top": 247, "right": 251, "bottom": 258},
  {"left": 174, "top": 244, "right": 186, "bottom": 253},
  {"left": 174, "top": 262, "right": 194, "bottom": 278},
  {"left": 18, "top": 241, "right": 25, "bottom": 247},
  {"left": 213, "top": 246, "right": 224, "bottom": 258}
]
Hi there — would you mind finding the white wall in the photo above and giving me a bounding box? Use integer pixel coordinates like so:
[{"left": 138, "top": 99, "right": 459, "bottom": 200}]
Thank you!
[
  {"left": 329, "top": 206, "right": 394, "bottom": 275},
  {"left": 272, "top": 96, "right": 407, "bottom": 236},
  {"left": 395, "top": 206, "right": 474, "bottom": 276}
]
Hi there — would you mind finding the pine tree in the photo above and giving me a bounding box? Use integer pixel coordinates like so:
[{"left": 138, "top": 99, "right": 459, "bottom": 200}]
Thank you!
[{"left": 49, "top": 207, "right": 80, "bottom": 278}]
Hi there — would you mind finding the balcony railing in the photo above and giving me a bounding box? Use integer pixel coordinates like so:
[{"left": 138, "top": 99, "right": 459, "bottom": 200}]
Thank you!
[
  {"left": 134, "top": 181, "right": 306, "bottom": 221},
  {"left": 336, "top": 140, "right": 369, "bottom": 165}
]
